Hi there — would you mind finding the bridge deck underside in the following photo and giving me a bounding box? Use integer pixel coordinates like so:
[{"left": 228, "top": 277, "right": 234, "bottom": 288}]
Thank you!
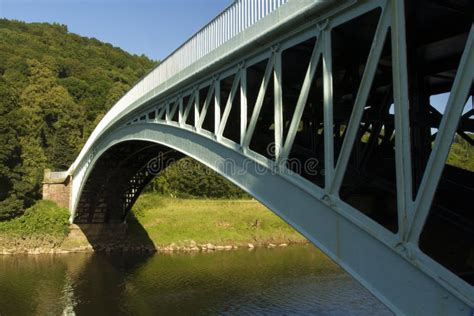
[{"left": 74, "top": 141, "right": 182, "bottom": 224}]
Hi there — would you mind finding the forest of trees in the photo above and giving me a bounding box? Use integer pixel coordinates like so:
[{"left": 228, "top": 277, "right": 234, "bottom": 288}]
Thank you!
[
  {"left": 0, "top": 19, "right": 155, "bottom": 219},
  {"left": 0, "top": 19, "right": 248, "bottom": 221},
  {"left": 145, "top": 157, "right": 249, "bottom": 199}
]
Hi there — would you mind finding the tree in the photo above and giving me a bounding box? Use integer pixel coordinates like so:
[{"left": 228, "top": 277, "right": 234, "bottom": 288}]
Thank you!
[
  {"left": 146, "top": 157, "right": 249, "bottom": 199},
  {"left": 0, "top": 79, "right": 24, "bottom": 219},
  {"left": 0, "top": 19, "right": 156, "bottom": 220}
]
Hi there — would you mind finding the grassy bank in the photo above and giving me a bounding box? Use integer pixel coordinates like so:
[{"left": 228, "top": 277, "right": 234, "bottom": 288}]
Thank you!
[
  {"left": 0, "top": 200, "right": 70, "bottom": 249},
  {"left": 0, "top": 195, "right": 307, "bottom": 253},
  {"left": 128, "top": 194, "right": 307, "bottom": 247}
]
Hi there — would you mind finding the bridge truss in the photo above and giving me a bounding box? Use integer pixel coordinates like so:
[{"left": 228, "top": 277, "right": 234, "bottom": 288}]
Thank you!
[{"left": 68, "top": 0, "right": 473, "bottom": 314}]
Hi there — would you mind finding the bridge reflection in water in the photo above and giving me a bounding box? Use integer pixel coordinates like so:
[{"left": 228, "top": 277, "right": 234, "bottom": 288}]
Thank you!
[
  {"left": 0, "top": 246, "right": 392, "bottom": 315},
  {"left": 43, "top": 0, "right": 474, "bottom": 314}
]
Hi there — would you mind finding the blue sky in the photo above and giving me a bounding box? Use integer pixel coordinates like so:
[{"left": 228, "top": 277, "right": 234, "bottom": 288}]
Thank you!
[{"left": 0, "top": 0, "right": 232, "bottom": 61}]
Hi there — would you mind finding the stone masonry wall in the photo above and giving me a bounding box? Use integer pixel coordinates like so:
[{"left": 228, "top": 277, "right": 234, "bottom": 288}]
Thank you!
[{"left": 42, "top": 169, "right": 71, "bottom": 210}]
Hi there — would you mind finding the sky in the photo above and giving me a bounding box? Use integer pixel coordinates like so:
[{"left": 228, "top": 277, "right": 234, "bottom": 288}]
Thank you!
[{"left": 0, "top": 0, "right": 232, "bottom": 61}]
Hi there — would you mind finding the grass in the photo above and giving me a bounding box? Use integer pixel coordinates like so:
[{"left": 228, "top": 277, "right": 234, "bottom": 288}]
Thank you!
[
  {"left": 0, "top": 195, "right": 307, "bottom": 251},
  {"left": 447, "top": 136, "right": 474, "bottom": 172},
  {"left": 128, "top": 194, "right": 307, "bottom": 247}
]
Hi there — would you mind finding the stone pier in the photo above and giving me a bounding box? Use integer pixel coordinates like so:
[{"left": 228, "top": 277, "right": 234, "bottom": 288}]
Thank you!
[
  {"left": 42, "top": 169, "right": 71, "bottom": 209},
  {"left": 68, "top": 223, "right": 128, "bottom": 243}
]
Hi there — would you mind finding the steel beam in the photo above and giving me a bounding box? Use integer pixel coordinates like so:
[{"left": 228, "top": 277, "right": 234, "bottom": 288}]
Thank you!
[{"left": 75, "top": 123, "right": 474, "bottom": 315}]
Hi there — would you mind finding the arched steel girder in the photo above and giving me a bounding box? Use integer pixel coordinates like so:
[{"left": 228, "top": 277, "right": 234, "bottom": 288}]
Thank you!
[
  {"left": 71, "top": 123, "right": 473, "bottom": 315},
  {"left": 68, "top": 0, "right": 474, "bottom": 313},
  {"left": 73, "top": 142, "right": 182, "bottom": 224}
]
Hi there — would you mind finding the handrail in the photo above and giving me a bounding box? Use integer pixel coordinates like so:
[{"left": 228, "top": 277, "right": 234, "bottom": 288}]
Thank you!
[
  {"left": 121, "top": 0, "right": 288, "bottom": 115},
  {"left": 68, "top": 0, "right": 289, "bottom": 175}
]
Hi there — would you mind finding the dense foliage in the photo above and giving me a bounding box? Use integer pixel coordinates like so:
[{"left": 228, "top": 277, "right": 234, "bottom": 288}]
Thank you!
[
  {"left": 0, "top": 19, "right": 156, "bottom": 219},
  {"left": 0, "top": 200, "right": 69, "bottom": 239},
  {"left": 145, "top": 157, "right": 249, "bottom": 199}
]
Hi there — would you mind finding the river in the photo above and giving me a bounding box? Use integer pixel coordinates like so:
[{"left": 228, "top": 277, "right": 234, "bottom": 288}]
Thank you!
[{"left": 0, "top": 245, "right": 391, "bottom": 315}]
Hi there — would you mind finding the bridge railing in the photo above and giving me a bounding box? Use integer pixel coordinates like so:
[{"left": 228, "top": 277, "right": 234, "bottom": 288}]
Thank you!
[
  {"left": 125, "top": 0, "right": 288, "bottom": 109},
  {"left": 69, "top": 0, "right": 289, "bottom": 175}
]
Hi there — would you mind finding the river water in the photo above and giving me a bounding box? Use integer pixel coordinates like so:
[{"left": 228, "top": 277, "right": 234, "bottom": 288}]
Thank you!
[{"left": 0, "top": 245, "right": 391, "bottom": 315}]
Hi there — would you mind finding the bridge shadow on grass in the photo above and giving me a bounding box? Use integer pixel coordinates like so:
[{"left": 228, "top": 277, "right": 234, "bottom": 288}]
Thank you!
[{"left": 74, "top": 216, "right": 157, "bottom": 254}]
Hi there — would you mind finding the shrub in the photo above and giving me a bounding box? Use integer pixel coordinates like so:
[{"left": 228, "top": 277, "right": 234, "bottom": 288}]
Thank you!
[{"left": 0, "top": 200, "right": 70, "bottom": 239}]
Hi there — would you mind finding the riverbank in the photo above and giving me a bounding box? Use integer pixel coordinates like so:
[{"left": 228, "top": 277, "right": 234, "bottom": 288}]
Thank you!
[{"left": 0, "top": 195, "right": 308, "bottom": 255}]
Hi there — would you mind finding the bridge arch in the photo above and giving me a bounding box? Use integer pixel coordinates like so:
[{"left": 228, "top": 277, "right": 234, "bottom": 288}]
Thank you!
[
  {"left": 63, "top": 0, "right": 474, "bottom": 314},
  {"left": 71, "top": 122, "right": 470, "bottom": 315},
  {"left": 72, "top": 122, "right": 329, "bottom": 227}
]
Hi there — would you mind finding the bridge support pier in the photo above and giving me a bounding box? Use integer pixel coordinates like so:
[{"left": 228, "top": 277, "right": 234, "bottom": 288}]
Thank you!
[
  {"left": 68, "top": 223, "right": 128, "bottom": 244},
  {"left": 42, "top": 169, "right": 71, "bottom": 210}
]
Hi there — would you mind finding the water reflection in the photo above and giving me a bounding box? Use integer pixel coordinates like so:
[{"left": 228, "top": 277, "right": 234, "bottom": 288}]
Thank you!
[{"left": 0, "top": 245, "right": 392, "bottom": 315}]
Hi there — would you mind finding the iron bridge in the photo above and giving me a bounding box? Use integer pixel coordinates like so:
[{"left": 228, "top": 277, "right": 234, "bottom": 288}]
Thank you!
[{"left": 64, "top": 0, "right": 473, "bottom": 314}]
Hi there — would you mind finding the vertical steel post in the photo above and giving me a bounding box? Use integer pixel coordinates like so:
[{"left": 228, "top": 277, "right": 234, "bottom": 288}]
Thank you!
[
  {"left": 274, "top": 50, "right": 284, "bottom": 160},
  {"left": 240, "top": 67, "right": 248, "bottom": 146},
  {"left": 391, "top": 0, "right": 413, "bottom": 238},
  {"left": 322, "top": 29, "right": 334, "bottom": 189}
]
